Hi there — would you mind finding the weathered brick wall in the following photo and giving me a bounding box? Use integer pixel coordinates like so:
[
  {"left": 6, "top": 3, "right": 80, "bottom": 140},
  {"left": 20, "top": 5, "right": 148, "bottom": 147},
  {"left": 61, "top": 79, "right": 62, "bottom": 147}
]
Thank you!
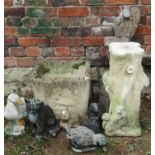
[{"left": 4, "top": 0, "right": 151, "bottom": 67}]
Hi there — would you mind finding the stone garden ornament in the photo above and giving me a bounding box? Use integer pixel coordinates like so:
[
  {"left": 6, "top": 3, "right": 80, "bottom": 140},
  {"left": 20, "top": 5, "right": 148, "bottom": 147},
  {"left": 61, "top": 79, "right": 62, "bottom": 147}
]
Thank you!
[
  {"left": 83, "top": 102, "right": 102, "bottom": 133},
  {"left": 31, "top": 61, "right": 90, "bottom": 124},
  {"left": 102, "top": 42, "right": 149, "bottom": 136},
  {"left": 4, "top": 93, "right": 27, "bottom": 136},
  {"left": 25, "top": 98, "right": 61, "bottom": 139},
  {"left": 60, "top": 122, "right": 107, "bottom": 153}
]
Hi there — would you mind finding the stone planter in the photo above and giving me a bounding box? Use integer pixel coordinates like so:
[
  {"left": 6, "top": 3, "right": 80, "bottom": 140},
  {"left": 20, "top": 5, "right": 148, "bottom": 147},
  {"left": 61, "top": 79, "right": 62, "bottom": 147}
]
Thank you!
[{"left": 31, "top": 61, "right": 90, "bottom": 124}]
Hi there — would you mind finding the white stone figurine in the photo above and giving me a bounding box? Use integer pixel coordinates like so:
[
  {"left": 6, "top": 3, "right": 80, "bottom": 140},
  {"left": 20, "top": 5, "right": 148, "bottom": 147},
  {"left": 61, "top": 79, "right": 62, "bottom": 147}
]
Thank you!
[
  {"left": 4, "top": 93, "right": 27, "bottom": 136},
  {"left": 102, "top": 42, "right": 149, "bottom": 137}
]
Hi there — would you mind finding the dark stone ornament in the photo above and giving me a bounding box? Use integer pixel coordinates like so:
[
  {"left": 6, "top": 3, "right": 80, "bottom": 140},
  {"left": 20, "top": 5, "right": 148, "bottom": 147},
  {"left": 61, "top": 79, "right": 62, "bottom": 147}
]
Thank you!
[
  {"left": 83, "top": 102, "right": 102, "bottom": 134},
  {"left": 25, "top": 98, "right": 61, "bottom": 139},
  {"left": 61, "top": 122, "right": 107, "bottom": 153}
]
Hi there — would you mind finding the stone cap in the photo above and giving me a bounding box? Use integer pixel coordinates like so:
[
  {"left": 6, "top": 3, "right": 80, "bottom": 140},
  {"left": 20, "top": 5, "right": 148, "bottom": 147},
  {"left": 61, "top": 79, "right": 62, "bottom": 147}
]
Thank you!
[{"left": 109, "top": 42, "right": 144, "bottom": 57}]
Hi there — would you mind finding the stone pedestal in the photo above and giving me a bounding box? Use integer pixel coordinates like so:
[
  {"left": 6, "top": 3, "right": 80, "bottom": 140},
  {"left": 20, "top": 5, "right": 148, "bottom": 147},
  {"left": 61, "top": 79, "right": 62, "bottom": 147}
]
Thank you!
[
  {"left": 102, "top": 42, "right": 149, "bottom": 136},
  {"left": 31, "top": 61, "right": 90, "bottom": 124}
]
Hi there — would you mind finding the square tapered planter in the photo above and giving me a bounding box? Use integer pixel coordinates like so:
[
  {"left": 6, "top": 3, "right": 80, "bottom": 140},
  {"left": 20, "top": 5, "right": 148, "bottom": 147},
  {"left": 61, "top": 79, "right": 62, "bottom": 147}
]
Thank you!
[{"left": 31, "top": 61, "right": 90, "bottom": 124}]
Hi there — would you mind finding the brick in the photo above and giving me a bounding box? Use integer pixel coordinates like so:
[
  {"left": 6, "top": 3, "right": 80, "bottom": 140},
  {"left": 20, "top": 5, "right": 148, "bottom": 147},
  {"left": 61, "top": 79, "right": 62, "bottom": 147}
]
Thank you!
[
  {"left": 100, "top": 46, "right": 108, "bottom": 56},
  {"left": 140, "top": 16, "right": 146, "bottom": 25},
  {"left": 106, "top": 0, "right": 137, "bottom": 5},
  {"left": 50, "top": 37, "right": 82, "bottom": 47},
  {"left": 31, "top": 27, "right": 61, "bottom": 37},
  {"left": 21, "top": 17, "right": 38, "bottom": 28},
  {"left": 91, "top": 6, "right": 120, "bottom": 16},
  {"left": 83, "top": 37, "right": 104, "bottom": 46},
  {"left": 18, "top": 28, "right": 29, "bottom": 36},
  {"left": 16, "top": 57, "right": 37, "bottom": 67},
  {"left": 144, "top": 35, "right": 151, "bottom": 45},
  {"left": 141, "top": 0, "right": 151, "bottom": 5},
  {"left": 69, "top": 37, "right": 82, "bottom": 46},
  {"left": 27, "top": 7, "right": 57, "bottom": 17},
  {"left": 71, "top": 47, "right": 84, "bottom": 56},
  {"left": 84, "top": 17, "right": 100, "bottom": 26},
  {"left": 26, "top": 47, "right": 41, "bottom": 57},
  {"left": 4, "top": 8, "right": 25, "bottom": 17},
  {"left": 24, "top": 0, "right": 47, "bottom": 6},
  {"left": 4, "top": 37, "right": 17, "bottom": 46},
  {"left": 4, "top": 57, "right": 15, "bottom": 67},
  {"left": 135, "top": 25, "right": 151, "bottom": 35},
  {"left": 6, "top": 17, "right": 21, "bottom": 26},
  {"left": 58, "top": 7, "right": 89, "bottom": 17},
  {"left": 9, "top": 47, "right": 25, "bottom": 57},
  {"left": 141, "top": 6, "right": 151, "bottom": 16},
  {"left": 51, "top": 0, "right": 79, "bottom": 6},
  {"left": 4, "top": 0, "right": 13, "bottom": 6},
  {"left": 47, "top": 8, "right": 58, "bottom": 17},
  {"left": 37, "top": 17, "right": 51, "bottom": 27},
  {"left": 51, "top": 17, "right": 85, "bottom": 27},
  {"left": 92, "top": 26, "right": 114, "bottom": 36},
  {"left": 4, "top": 47, "right": 9, "bottom": 57},
  {"left": 27, "top": 8, "right": 46, "bottom": 17},
  {"left": 62, "top": 28, "right": 82, "bottom": 37},
  {"left": 62, "top": 27, "right": 92, "bottom": 37},
  {"left": 86, "top": 46, "right": 100, "bottom": 59},
  {"left": 64, "top": 0, "right": 79, "bottom": 5},
  {"left": 146, "top": 16, "right": 151, "bottom": 25},
  {"left": 79, "top": 0, "right": 105, "bottom": 5},
  {"left": 46, "top": 57, "right": 81, "bottom": 62},
  {"left": 132, "top": 35, "right": 144, "bottom": 45},
  {"left": 51, "top": 37, "right": 69, "bottom": 47},
  {"left": 55, "top": 47, "right": 70, "bottom": 56},
  {"left": 41, "top": 47, "right": 55, "bottom": 57},
  {"left": 81, "top": 27, "right": 92, "bottom": 37},
  {"left": 145, "top": 45, "right": 151, "bottom": 55},
  {"left": 4, "top": 18, "right": 7, "bottom": 26},
  {"left": 18, "top": 37, "right": 49, "bottom": 47},
  {"left": 50, "top": 0, "right": 67, "bottom": 6},
  {"left": 4, "top": 27, "right": 18, "bottom": 37}
]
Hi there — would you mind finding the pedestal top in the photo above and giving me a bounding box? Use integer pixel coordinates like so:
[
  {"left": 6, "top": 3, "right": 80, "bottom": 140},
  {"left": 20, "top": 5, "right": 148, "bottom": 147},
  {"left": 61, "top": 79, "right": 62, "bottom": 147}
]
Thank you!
[{"left": 109, "top": 42, "right": 144, "bottom": 57}]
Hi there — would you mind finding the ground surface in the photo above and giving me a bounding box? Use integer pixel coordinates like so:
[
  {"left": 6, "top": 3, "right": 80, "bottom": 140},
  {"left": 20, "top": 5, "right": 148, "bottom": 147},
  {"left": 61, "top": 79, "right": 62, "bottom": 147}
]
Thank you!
[{"left": 4, "top": 94, "right": 151, "bottom": 155}]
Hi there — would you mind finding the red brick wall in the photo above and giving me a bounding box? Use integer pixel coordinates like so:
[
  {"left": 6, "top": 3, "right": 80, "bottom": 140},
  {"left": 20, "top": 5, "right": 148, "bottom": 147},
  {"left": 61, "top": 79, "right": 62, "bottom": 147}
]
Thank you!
[{"left": 4, "top": 0, "right": 151, "bottom": 67}]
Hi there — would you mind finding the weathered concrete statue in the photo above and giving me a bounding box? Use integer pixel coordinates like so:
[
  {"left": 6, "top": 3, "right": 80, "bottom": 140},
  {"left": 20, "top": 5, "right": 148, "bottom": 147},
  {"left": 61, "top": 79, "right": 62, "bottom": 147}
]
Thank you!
[
  {"left": 102, "top": 42, "right": 149, "bottom": 136},
  {"left": 4, "top": 93, "right": 27, "bottom": 136}
]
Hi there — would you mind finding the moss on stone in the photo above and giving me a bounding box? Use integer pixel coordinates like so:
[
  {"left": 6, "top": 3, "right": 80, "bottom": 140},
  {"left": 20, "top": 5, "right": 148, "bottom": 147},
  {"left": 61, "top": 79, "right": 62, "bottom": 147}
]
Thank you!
[
  {"left": 36, "top": 60, "right": 90, "bottom": 78},
  {"left": 36, "top": 62, "right": 50, "bottom": 77},
  {"left": 18, "top": 28, "right": 29, "bottom": 35},
  {"left": 31, "top": 27, "right": 61, "bottom": 39},
  {"left": 27, "top": 8, "right": 46, "bottom": 17},
  {"left": 37, "top": 18, "right": 51, "bottom": 27},
  {"left": 72, "top": 61, "right": 86, "bottom": 69},
  {"left": 25, "top": 0, "right": 46, "bottom": 6},
  {"left": 21, "top": 17, "right": 38, "bottom": 28}
]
